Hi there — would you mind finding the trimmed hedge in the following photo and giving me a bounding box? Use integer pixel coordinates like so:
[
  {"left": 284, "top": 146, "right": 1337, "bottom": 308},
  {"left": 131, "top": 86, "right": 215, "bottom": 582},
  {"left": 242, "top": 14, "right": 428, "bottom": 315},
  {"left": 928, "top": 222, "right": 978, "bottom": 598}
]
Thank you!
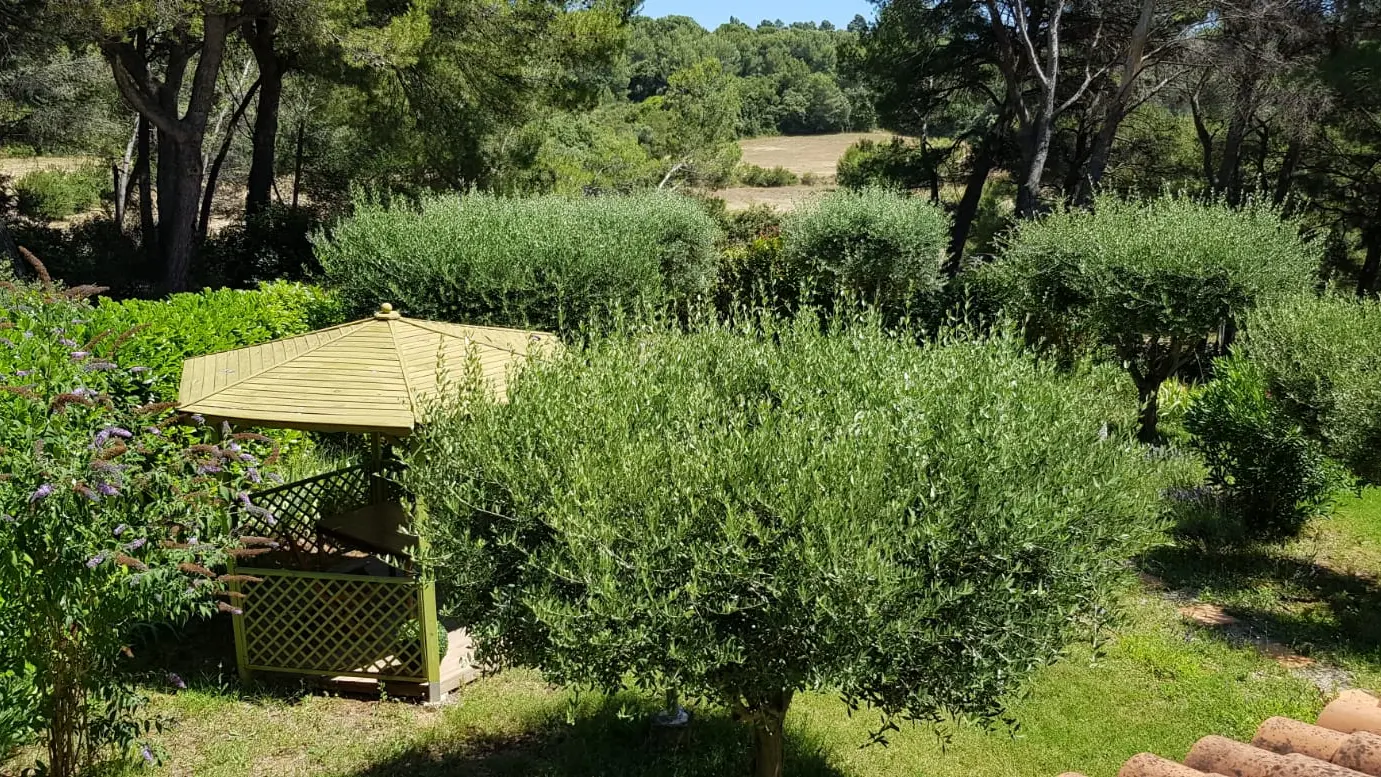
[
  {"left": 316, "top": 193, "right": 721, "bottom": 332},
  {"left": 780, "top": 188, "right": 948, "bottom": 319},
  {"left": 85, "top": 282, "right": 343, "bottom": 402}
]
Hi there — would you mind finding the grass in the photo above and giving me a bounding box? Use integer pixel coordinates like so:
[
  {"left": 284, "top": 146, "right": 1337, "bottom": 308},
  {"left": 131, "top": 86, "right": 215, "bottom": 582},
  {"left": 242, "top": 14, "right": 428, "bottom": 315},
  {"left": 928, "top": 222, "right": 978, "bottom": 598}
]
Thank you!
[
  {"left": 1142, "top": 488, "right": 1381, "bottom": 679},
  {"left": 10, "top": 494, "right": 1381, "bottom": 777},
  {"left": 64, "top": 594, "right": 1325, "bottom": 777}
]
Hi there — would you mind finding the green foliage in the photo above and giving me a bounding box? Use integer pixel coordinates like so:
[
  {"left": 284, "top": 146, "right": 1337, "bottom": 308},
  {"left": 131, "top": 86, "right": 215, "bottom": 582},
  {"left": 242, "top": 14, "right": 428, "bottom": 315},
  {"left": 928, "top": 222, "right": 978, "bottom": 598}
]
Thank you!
[
  {"left": 989, "top": 195, "right": 1321, "bottom": 439},
  {"left": 1239, "top": 294, "right": 1381, "bottom": 484},
  {"left": 85, "top": 282, "right": 343, "bottom": 403},
  {"left": 14, "top": 165, "right": 109, "bottom": 221},
  {"left": 622, "top": 16, "right": 866, "bottom": 138},
  {"left": 0, "top": 283, "right": 271, "bottom": 775},
  {"left": 1185, "top": 357, "right": 1345, "bottom": 540},
  {"left": 836, "top": 137, "right": 939, "bottom": 191},
  {"left": 736, "top": 163, "right": 799, "bottom": 187},
  {"left": 780, "top": 188, "right": 948, "bottom": 319},
  {"left": 317, "top": 192, "right": 720, "bottom": 333},
  {"left": 497, "top": 110, "right": 663, "bottom": 196},
  {"left": 10, "top": 218, "right": 150, "bottom": 297},
  {"left": 198, "top": 205, "right": 328, "bottom": 289},
  {"left": 407, "top": 316, "right": 1170, "bottom": 773},
  {"left": 967, "top": 177, "right": 1017, "bottom": 257}
]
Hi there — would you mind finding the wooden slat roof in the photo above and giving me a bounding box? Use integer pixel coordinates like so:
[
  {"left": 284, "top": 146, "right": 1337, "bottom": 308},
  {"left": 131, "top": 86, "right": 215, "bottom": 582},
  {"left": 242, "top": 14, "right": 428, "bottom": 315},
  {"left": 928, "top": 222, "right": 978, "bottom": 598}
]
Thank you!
[{"left": 178, "top": 304, "right": 558, "bottom": 435}]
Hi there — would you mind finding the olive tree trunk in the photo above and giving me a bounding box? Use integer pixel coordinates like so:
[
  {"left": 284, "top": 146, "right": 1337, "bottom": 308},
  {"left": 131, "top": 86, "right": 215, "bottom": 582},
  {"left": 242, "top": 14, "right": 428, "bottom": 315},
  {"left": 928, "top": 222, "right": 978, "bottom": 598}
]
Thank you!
[{"left": 748, "top": 690, "right": 793, "bottom": 777}]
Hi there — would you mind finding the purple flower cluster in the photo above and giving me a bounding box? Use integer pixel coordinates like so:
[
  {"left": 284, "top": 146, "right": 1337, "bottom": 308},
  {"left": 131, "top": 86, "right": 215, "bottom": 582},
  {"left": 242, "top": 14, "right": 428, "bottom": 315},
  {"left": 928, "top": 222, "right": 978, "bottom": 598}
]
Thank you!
[
  {"left": 86, "top": 554, "right": 105, "bottom": 569},
  {"left": 125, "top": 537, "right": 147, "bottom": 551},
  {"left": 113, "top": 523, "right": 127, "bottom": 537},
  {"left": 84, "top": 360, "right": 118, "bottom": 372},
  {"left": 92, "top": 427, "right": 134, "bottom": 448},
  {"left": 167, "top": 672, "right": 186, "bottom": 690},
  {"left": 28, "top": 484, "right": 53, "bottom": 503}
]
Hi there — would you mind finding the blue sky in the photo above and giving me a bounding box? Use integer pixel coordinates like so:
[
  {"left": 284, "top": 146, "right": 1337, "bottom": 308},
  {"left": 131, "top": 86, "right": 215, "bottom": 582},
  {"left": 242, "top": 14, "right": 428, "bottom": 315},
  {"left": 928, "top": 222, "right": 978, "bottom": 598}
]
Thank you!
[{"left": 639, "top": 0, "right": 875, "bottom": 29}]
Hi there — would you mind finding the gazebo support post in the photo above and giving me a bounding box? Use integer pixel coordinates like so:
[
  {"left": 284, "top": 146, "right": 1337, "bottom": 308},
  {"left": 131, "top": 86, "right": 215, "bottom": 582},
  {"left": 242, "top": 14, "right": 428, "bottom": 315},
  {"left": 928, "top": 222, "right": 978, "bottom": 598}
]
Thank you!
[{"left": 415, "top": 499, "right": 443, "bottom": 703}]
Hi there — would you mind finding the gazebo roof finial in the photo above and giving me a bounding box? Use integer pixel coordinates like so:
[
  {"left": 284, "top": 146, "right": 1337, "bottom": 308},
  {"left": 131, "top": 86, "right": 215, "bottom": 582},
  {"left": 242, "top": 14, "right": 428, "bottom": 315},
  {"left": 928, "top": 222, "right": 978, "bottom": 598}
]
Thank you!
[{"left": 374, "top": 302, "right": 401, "bottom": 320}]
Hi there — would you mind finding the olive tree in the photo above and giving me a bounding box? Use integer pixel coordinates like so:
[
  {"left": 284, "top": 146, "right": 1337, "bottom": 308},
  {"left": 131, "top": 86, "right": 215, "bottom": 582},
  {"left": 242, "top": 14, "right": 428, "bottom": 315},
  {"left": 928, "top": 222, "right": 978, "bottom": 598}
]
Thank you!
[
  {"left": 407, "top": 316, "right": 1170, "bottom": 777},
  {"left": 989, "top": 195, "right": 1319, "bottom": 441}
]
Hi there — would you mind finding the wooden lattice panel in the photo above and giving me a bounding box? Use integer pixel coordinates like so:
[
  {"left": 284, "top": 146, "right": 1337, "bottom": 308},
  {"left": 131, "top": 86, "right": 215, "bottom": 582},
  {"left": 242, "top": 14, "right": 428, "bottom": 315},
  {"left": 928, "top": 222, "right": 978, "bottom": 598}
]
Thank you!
[
  {"left": 238, "top": 570, "right": 426, "bottom": 681},
  {"left": 240, "top": 465, "right": 372, "bottom": 553}
]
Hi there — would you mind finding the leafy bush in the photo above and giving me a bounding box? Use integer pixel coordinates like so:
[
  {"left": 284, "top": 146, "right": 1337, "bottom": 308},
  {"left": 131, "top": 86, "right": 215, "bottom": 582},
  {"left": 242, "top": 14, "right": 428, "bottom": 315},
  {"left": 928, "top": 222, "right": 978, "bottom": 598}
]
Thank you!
[
  {"left": 316, "top": 192, "right": 721, "bottom": 332},
  {"left": 836, "top": 137, "right": 936, "bottom": 191},
  {"left": 1239, "top": 294, "right": 1381, "bottom": 484},
  {"left": 0, "top": 282, "right": 271, "bottom": 775},
  {"left": 989, "top": 195, "right": 1320, "bottom": 440},
  {"left": 1186, "top": 357, "right": 1345, "bottom": 539},
  {"left": 407, "top": 316, "right": 1169, "bottom": 777},
  {"left": 736, "top": 164, "right": 799, "bottom": 187},
  {"left": 12, "top": 218, "right": 152, "bottom": 297},
  {"left": 86, "top": 282, "right": 344, "bottom": 402},
  {"left": 14, "top": 165, "right": 110, "bottom": 221},
  {"left": 780, "top": 187, "right": 948, "bottom": 320},
  {"left": 198, "top": 205, "right": 327, "bottom": 289}
]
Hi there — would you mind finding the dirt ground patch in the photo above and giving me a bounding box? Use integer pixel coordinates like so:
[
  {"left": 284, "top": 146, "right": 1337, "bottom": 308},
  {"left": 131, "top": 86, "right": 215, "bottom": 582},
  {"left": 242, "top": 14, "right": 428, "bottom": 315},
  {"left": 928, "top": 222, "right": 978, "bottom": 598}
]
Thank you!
[
  {"left": 738, "top": 131, "right": 900, "bottom": 178},
  {"left": 0, "top": 155, "right": 95, "bottom": 179},
  {"left": 722, "top": 132, "right": 903, "bottom": 211}
]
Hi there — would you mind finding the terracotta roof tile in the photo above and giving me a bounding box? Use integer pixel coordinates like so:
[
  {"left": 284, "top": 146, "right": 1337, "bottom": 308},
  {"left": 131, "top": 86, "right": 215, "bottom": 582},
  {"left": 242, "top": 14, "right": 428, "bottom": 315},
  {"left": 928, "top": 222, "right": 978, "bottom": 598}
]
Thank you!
[{"left": 1062, "top": 691, "right": 1381, "bottom": 777}]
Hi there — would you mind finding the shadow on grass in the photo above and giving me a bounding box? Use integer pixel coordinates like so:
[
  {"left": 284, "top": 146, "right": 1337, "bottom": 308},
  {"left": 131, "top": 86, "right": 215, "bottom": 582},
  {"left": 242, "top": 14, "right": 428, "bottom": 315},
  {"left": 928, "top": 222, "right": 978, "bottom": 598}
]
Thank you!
[
  {"left": 348, "top": 694, "right": 842, "bottom": 777},
  {"left": 1141, "top": 539, "right": 1381, "bottom": 662}
]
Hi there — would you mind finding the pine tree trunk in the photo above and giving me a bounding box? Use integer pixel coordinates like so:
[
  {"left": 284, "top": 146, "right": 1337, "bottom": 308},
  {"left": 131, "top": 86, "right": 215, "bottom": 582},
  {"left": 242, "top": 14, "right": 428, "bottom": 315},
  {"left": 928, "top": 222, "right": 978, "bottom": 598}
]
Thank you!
[
  {"left": 245, "top": 16, "right": 282, "bottom": 218},
  {"left": 946, "top": 132, "right": 998, "bottom": 275},
  {"left": 751, "top": 690, "right": 793, "bottom": 777},
  {"left": 136, "top": 116, "right": 155, "bottom": 258},
  {"left": 1016, "top": 115, "right": 1053, "bottom": 218},
  {"left": 162, "top": 141, "right": 205, "bottom": 292}
]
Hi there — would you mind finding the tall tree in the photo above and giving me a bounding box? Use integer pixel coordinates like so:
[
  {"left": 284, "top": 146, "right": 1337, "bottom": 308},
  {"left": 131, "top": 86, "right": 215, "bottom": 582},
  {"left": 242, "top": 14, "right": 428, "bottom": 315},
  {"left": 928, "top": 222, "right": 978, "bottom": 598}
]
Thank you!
[{"left": 57, "top": 1, "right": 250, "bottom": 291}]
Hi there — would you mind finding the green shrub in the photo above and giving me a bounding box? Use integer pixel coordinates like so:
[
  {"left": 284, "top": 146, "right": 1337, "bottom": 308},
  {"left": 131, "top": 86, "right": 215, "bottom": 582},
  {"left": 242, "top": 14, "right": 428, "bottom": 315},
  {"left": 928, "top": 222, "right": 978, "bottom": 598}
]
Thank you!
[
  {"left": 736, "top": 163, "right": 799, "bottom": 187},
  {"left": 86, "top": 282, "right": 343, "bottom": 402},
  {"left": 1185, "top": 357, "right": 1345, "bottom": 539},
  {"left": 316, "top": 192, "right": 721, "bottom": 333},
  {"left": 0, "top": 282, "right": 270, "bottom": 775},
  {"left": 198, "top": 204, "right": 327, "bottom": 289},
  {"left": 780, "top": 187, "right": 948, "bottom": 320},
  {"left": 1240, "top": 294, "right": 1381, "bottom": 484},
  {"left": 12, "top": 218, "right": 151, "bottom": 297},
  {"left": 14, "top": 165, "right": 110, "bottom": 221},
  {"left": 836, "top": 137, "right": 936, "bottom": 191},
  {"left": 407, "top": 317, "right": 1169, "bottom": 777},
  {"left": 990, "top": 195, "right": 1320, "bottom": 441}
]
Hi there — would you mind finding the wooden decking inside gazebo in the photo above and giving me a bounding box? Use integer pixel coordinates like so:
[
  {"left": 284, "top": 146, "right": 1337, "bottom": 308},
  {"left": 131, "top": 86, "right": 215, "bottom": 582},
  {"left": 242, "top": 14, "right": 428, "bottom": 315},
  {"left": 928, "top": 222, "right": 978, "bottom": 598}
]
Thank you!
[{"left": 178, "top": 303, "right": 557, "bottom": 701}]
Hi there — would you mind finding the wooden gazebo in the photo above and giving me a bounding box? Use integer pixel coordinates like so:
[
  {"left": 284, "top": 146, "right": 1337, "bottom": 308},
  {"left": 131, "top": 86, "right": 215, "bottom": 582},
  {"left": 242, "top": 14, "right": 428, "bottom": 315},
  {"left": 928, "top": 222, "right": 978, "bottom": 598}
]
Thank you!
[{"left": 178, "top": 303, "right": 557, "bottom": 702}]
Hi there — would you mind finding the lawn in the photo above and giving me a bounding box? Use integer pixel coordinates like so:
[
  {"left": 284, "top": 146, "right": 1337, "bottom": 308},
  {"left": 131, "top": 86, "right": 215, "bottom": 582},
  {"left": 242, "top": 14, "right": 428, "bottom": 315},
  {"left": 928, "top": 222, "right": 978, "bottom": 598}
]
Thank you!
[{"left": 9, "top": 492, "right": 1377, "bottom": 777}]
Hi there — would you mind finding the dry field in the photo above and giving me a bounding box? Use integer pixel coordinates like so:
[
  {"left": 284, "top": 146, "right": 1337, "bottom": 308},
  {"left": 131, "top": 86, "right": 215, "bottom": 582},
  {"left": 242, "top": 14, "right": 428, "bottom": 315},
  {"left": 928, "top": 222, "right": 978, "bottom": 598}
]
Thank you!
[{"left": 719, "top": 131, "right": 901, "bottom": 211}]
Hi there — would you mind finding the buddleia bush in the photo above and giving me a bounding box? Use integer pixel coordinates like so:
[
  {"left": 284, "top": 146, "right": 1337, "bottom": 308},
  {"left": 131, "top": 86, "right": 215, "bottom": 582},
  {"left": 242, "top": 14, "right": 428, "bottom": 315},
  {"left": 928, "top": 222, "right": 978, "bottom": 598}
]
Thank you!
[
  {"left": 989, "top": 194, "right": 1319, "bottom": 441},
  {"left": 779, "top": 188, "right": 948, "bottom": 322},
  {"left": 407, "top": 314, "right": 1170, "bottom": 777},
  {"left": 1239, "top": 294, "right": 1381, "bottom": 484},
  {"left": 0, "top": 278, "right": 273, "bottom": 775},
  {"left": 316, "top": 192, "right": 720, "bottom": 333}
]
